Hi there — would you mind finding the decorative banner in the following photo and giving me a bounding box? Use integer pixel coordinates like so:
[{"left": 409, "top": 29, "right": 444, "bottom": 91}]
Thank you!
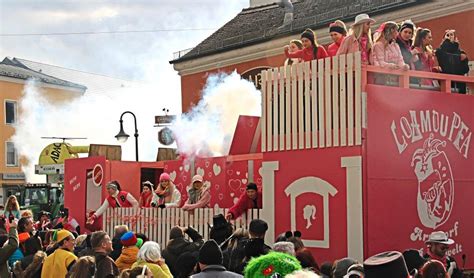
[{"left": 366, "top": 89, "right": 474, "bottom": 268}]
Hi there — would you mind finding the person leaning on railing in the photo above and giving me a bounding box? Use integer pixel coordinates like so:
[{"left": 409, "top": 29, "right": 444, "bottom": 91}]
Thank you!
[
  {"left": 284, "top": 28, "right": 328, "bottom": 62},
  {"left": 372, "top": 22, "right": 409, "bottom": 71},
  {"left": 327, "top": 20, "right": 347, "bottom": 57},
  {"left": 395, "top": 19, "right": 417, "bottom": 69},
  {"left": 151, "top": 173, "right": 181, "bottom": 208},
  {"left": 225, "top": 183, "right": 262, "bottom": 221},
  {"left": 412, "top": 27, "right": 439, "bottom": 86},
  {"left": 182, "top": 175, "right": 211, "bottom": 211},
  {"left": 336, "top": 13, "right": 375, "bottom": 64},
  {"left": 284, "top": 39, "right": 304, "bottom": 66}
]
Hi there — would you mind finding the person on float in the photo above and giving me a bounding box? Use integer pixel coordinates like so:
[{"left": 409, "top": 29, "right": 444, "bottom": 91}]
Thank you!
[
  {"left": 225, "top": 183, "right": 262, "bottom": 221},
  {"left": 284, "top": 39, "right": 304, "bottom": 66},
  {"left": 151, "top": 173, "right": 181, "bottom": 208},
  {"left": 284, "top": 28, "right": 328, "bottom": 62},
  {"left": 412, "top": 27, "right": 439, "bottom": 86},
  {"left": 423, "top": 231, "right": 462, "bottom": 278},
  {"left": 327, "top": 20, "right": 347, "bottom": 57},
  {"left": 139, "top": 181, "right": 155, "bottom": 208},
  {"left": 337, "top": 13, "right": 376, "bottom": 65},
  {"left": 87, "top": 180, "right": 139, "bottom": 224},
  {"left": 182, "top": 175, "right": 211, "bottom": 211},
  {"left": 436, "top": 29, "right": 470, "bottom": 93},
  {"left": 4, "top": 195, "right": 21, "bottom": 220},
  {"left": 395, "top": 19, "right": 417, "bottom": 68}
]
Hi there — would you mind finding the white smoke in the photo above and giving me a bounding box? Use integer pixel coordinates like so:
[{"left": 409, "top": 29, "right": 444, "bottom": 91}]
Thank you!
[
  {"left": 12, "top": 80, "right": 170, "bottom": 182},
  {"left": 171, "top": 71, "right": 261, "bottom": 158}
]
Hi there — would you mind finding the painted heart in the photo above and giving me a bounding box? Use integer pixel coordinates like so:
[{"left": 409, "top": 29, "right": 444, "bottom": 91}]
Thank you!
[
  {"left": 233, "top": 197, "right": 239, "bottom": 204},
  {"left": 197, "top": 167, "right": 205, "bottom": 177},
  {"left": 236, "top": 171, "right": 241, "bottom": 176},
  {"left": 184, "top": 164, "right": 190, "bottom": 172},
  {"left": 213, "top": 163, "right": 221, "bottom": 176},
  {"left": 226, "top": 169, "right": 234, "bottom": 176},
  {"left": 218, "top": 193, "right": 224, "bottom": 200},
  {"left": 228, "top": 179, "right": 242, "bottom": 191},
  {"left": 183, "top": 176, "right": 187, "bottom": 182},
  {"left": 258, "top": 167, "right": 263, "bottom": 176},
  {"left": 257, "top": 178, "right": 262, "bottom": 184},
  {"left": 241, "top": 179, "right": 248, "bottom": 184},
  {"left": 215, "top": 184, "right": 220, "bottom": 190},
  {"left": 230, "top": 192, "right": 234, "bottom": 197},
  {"left": 239, "top": 188, "right": 245, "bottom": 193},
  {"left": 169, "top": 171, "right": 177, "bottom": 182},
  {"left": 208, "top": 172, "right": 212, "bottom": 178},
  {"left": 205, "top": 161, "right": 210, "bottom": 168},
  {"left": 179, "top": 166, "right": 183, "bottom": 171}
]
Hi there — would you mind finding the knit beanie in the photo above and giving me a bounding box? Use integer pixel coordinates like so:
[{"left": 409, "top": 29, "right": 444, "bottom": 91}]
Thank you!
[
  {"left": 249, "top": 219, "right": 268, "bottom": 235},
  {"left": 53, "top": 229, "right": 74, "bottom": 243},
  {"left": 136, "top": 238, "right": 144, "bottom": 249},
  {"left": 399, "top": 19, "right": 415, "bottom": 32},
  {"left": 246, "top": 183, "right": 258, "bottom": 191},
  {"left": 159, "top": 173, "right": 171, "bottom": 182},
  {"left": 120, "top": 231, "right": 137, "bottom": 247},
  {"left": 301, "top": 29, "right": 315, "bottom": 43},
  {"left": 198, "top": 240, "right": 223, "bottom": 265},
  {"left": 244, "top": 252, "right": 302, "bottom": 277}
]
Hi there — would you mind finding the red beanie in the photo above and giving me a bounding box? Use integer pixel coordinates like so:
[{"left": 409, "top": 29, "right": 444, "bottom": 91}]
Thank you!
[{"left": 159, "top": 173, "right": 171, "bottom": 182}]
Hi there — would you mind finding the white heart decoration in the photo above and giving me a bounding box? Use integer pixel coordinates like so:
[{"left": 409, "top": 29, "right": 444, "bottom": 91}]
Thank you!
[
  {"left": 184, "top": 164, "right": 190, "bottom": 172},
  {"left": 241, "top": 179, "right": 248, "bottom": 184},
  {"left": 213, "top": 163, "right": 221, "bottom": 176},
  {"left": 258, "top": 167, "right": 263, "bottom": 176},
  {"left": 233, "top": 197, "right": 239, "bottom": 204},
  {"left": 228, "top": 179, "right": 242, "bottom": 191},
  {"left": 197, "top": 167, "right": 205, "bottom": 177},
  {"left": 214, "top": 203, "right": 220, "bottom": 209},
  {"left": 169, "top": 171, "right": 177, "bottom": 182},
  {"left": 236, "top": 171, "right": 241, "bottom": 176},
  {"left": 230, "top": 192, "right": 234, "bottom": 197},
  {"left": 179, "top": 166, "right": 183, "bottom": 171}
]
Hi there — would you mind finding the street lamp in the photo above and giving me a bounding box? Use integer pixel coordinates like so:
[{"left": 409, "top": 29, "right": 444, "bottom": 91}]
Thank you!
[{"left": 115, "top": 111, "right": 139, "bottom": 161}]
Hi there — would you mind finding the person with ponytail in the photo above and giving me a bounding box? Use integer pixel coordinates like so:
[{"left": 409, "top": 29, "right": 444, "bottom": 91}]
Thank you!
[
  {"left": 284, "top": 28, "right": 328, "bottom": 62},
  {"left": 412, "top": 27, "right": 438, "bottom": 86},
  {"left": 337, "top": 13, "right": 375, "bottom": 64},
  {"left": 139, "top": 181, "right": 155, "bottom": 208},
  {"left": 87, "top": 180, "right": 139, "bottom": 224},
  {"left": 41, "top": 229, "right": 77, "bottom": 278},
  {"left": 327, "top": 20, "right": 348, "bottom": 57},
  {"left": 372, "top": 22, "right": 409, "bottom": 70}
]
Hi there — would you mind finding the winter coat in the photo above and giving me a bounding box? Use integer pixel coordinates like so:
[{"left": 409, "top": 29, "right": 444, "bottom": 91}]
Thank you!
[
  {"left": 337, "top": 34, "right": 372, "bottom": 64},
  {"left": 13, "top": 251, "right": 46, "bottom": 278},
  {"left": 109, "top": 235, "right": 124, "bottom": 261},
  {"left": 327, "top": 38, "right": 345, "bottom": 57},
  {"left": 227, "top": 192, "right": 262, "bottom": 220},
  {"left": 372, "top": 41, "right": 406, "bottom": 68},
  {"left": 132, "top": 260, "right": 172, "bottom": 278},
  {"left": 9, "top": 248, "right": 24, "bottom": 268},
  {"left": 285, "top": 46, "right": 328, "bottom": 61},
  {"left": 182, "top": 185, "right": 211, "bottom": 210},
  {"left": 0, "top": 226, "right": 18, "bottom": 278},
  {"left": 436, "top": 39, "right": 469, "bottom": 75},
  {"left": 41, "top": 248, "right": 77, "bottom": 278},
  {"left": 151, "top": 184, "right": 182, "bottom": 208},
  {"left": 115, "top": 246, "right": 139, "bottom": 272},
  {"left": 396, "top": 36, "right": 415, "bottom": 68},
  {"left": 162, "top": 227, "right": 204, "bottom": 276},
  {"left": 413, "top": 47, "right": 437, "bottom": 86},
  {"left": 191, "top": 265, "right": 243, "bottom": 278},
  {"left": 94, "top": 251, "right": 120, "bottom": 278},
  {"left": 224, "top": 237, "right": 271, "bottom": 275}
]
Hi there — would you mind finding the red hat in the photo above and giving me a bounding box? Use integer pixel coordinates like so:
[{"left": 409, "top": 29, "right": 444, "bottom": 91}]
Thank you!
[
  {"left": 120, "top": 231, "right": 137, "bottom": 247},
  {"left": 159, "top": 173, "right": 171, "bottom": 182}
]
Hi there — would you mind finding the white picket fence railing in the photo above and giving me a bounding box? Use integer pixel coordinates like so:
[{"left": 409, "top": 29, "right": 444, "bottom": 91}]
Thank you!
[
  {"left": 103, "top": 208, "right": 260, "bottom": 248},
  {"left": 261, "top": 52, "right": 362, "bottom": 152}
]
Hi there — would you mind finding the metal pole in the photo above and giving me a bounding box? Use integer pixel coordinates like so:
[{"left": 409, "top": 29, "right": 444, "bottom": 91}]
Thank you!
[{"left": 119, "top": 111, "right": 139, "bottom": 162}]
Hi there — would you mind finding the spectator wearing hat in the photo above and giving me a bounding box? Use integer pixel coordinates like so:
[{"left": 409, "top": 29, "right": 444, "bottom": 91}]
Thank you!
[
  {"left": 337, "top": 13, "right": 376, "bottom": 64},
  {"left": 162, "top": 225, "right": 204, "bottom": 276},
  {"left": 131, "top": 241, "right": 172, "bottom": 278},
  {"left": 139, "top": 181, "right": 155, "bottom": 208},
  {"left": 244, "top": 252, "right": 302, "bottom": 278},
  {"left": 115, "top": 231, "right": 140, "bottom": 272},
  {"left": 226, "top": 183, "right": 262, "bottom": 221},
  {"left": 363, "top": 251, "right": 409, "bottom": 278},
  {"left": 91, "top": 230, "right": 119, "bottom": 278},
  {"left": 88, "top": 180, "right": 139, "bottom": 224},
  {"left": 0, "top": 219, "right": 18, "bottom": 278},
  {"left": 182, "top": 174, "right": 211, "bottom": 211},
  {"left": 333, "top": 258, "right": 358, "bottom": 278},
  {"left": 191, "top": 239, "right": 243, "bottom": 278},
  {"left": 402, "top": 249, "right": 427, "bottom": 276},
  {"left": 209, "top": 214, "right": 233, "bottom": 248},
  {"left": 35, "top": 211, "right": 52, "bottom": 232},
  {"left": 151, "top": 173, "right": 182, "bottom": 208},
  {"left": 396, "top": 19, "right": 417, "bottom": 68},
  {"left": 110, "top": 225, "right": 128, "bottom": 260},
  {"left": 327, "top": 20, "right": 348, "bottom": 57},
  {"left": 41, "top": 229, "right": 77, "bottom": 278},
  {"left": 372, "top": 21, "right": 409, "bottom": 71},
  {"left": 423, "top": 231, "right": 462, "bottom": 278},
  {"left": 343, "top": 263, "right": 364, "bottom": 278},
  {"left": 436, "top": 29, "right": 470, "bottom": 93},
  {"left": 284, "top": 28, "right": 328, "bottom": 62}
]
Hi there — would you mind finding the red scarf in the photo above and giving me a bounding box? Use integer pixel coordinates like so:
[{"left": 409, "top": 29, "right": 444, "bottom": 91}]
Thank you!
[{"left": 140, "top": 191, "right": 153, "bottom": 207}]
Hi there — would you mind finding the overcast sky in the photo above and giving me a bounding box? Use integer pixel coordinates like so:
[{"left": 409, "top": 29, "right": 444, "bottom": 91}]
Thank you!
[{"left": 0, "top": 0, "right": 248, "bottom": 102}]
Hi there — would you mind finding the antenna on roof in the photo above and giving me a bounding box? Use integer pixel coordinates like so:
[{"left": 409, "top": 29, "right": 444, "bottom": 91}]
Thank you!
[{"left": 41, "top": 137, "right": 87, "bottom": 143}]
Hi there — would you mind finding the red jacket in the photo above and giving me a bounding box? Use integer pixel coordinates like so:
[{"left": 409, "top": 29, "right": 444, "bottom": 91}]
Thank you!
[
  {"left": 327, "top": 38, "right": 344, "bottom": 57},
  {"left": 285, "top": 46, "right": 328, "bottom": 61},
  {"left": 106, "top": 191, "right": 132, "bottom": 208},
  {"left": 228, "top": 192, "right": 262, "bottom": 219}
]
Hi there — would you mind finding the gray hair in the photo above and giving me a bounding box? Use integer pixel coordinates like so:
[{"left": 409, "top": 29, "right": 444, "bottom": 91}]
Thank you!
[
  {"left": 286, "top": 269, "right": 321, "bottom": 278},
  {"left": 273, "top": 241, "right": 296, "bottom": 256},
  {"left": 137, "top": 241, "right": 162, "bottom": 262}
]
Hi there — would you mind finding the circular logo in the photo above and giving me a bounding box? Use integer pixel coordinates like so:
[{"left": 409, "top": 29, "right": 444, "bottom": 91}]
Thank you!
[
  {"left": 158, "top": 127, "right": 175, "bottom": 145},
  {"left": 93, "top": 164, "right": 104, "bottom": 187}
]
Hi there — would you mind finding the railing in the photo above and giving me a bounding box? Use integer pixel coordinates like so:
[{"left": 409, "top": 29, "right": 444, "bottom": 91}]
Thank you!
[
  {"left": 172, "top": 48, "right": 193, "bottom": 60},
  {"left": 103, "top": 208, "right": 260, "bottom": 248},
  {"left": 260, "top": 53, "right": 363, "bottom": 152}
]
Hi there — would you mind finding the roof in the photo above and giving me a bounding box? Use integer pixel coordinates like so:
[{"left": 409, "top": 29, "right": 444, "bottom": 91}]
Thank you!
[
  {"left": 0, "top": 57, "right": 87, "bottom": 91},
  {"left": 10, "top": 58, "right": 136, "bottom": 94},
  {"left": 170, "top": 0, "right": 429, "bottom": 63}
]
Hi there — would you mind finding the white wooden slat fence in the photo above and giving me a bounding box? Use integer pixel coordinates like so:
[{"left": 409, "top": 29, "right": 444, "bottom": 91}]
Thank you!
[
  {"left": 103, "top": 208, "right": 260, "bottom": 249},
  {"left": 261, "top": 52, "right": 362, "bottom": 152}
]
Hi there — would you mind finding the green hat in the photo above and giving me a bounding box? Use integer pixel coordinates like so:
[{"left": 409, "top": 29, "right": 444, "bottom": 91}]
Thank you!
[
  {"left": 136, "top": 238, "right": 144, "bottom": 248},
  {"left": 244, "top": 252, "right": 302, "bottom": 277}
]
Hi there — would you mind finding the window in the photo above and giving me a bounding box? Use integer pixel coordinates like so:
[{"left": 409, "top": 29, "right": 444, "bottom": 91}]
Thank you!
[
  {"left": 5, "top": 100, "right": 17, "bottom": 124},
  {"left": 6, "top": 142, "right": 18, "bottom": 166}
]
